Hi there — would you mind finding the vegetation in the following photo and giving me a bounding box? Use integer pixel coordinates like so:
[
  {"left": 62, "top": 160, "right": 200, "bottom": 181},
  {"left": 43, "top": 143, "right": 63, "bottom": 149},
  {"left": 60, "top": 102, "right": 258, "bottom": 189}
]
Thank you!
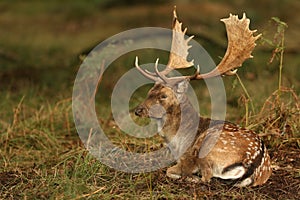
[{"left": 0, "top": 1, "right": 299, "bottom": 199}]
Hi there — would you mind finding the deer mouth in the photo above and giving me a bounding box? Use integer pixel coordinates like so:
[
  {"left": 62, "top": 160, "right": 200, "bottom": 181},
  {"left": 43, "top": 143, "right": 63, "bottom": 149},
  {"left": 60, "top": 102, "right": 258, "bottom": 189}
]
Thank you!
[{"left": 135, "top": 105, "right": 166, "bottom": 133}]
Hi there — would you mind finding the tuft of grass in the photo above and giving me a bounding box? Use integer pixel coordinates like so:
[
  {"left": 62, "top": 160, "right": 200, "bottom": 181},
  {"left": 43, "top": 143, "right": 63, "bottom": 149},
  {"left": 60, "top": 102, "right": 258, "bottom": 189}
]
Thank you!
[
  {"left": 235, "top": 73, "right": 255, "bottom": 126},
  {"left": 263, "top": 17, "right": 288, "bottom": 91}
]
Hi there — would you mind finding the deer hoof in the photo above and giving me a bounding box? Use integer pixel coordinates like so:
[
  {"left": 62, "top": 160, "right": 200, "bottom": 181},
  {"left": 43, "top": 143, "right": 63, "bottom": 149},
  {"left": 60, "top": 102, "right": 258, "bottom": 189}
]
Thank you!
[
  {"left": 167, "top": 165, "right": 182, "bottom": 179},
  {"left": 185, "top": 175, "right": 201, "bottom": 183}
]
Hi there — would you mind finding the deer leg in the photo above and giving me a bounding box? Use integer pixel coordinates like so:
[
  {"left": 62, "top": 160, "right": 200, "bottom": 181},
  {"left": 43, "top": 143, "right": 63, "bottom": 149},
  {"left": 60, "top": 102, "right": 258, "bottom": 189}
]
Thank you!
[
  {"left": 167, "top": 155, "right": 202, "bottom": 181},
  {"left": 166, "top": 163, "right": 183, "bottom": 179},
  {"left": 199, "top": 162, "right": 213, "bottom": 182},
  {"left": 200, "top": 168, "right": 213, "bottom": 182}
]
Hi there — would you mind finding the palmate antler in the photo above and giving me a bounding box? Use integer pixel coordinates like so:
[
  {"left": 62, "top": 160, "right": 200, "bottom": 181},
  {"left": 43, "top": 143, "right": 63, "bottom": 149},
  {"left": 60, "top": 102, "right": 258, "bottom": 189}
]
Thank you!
[
  {"left": 192, "top": 13, "right": 261, "bottom": 79},
  {"left": 135, "top": 7, "right": 261, "bottom": 83},
  {"left": 161, "top": 7, "right": 194, "bottom": 75}
]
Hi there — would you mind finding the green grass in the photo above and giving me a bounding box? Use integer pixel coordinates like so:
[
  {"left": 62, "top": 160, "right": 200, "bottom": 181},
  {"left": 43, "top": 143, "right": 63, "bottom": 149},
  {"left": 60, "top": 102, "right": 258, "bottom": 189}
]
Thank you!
[{"left": 1, "top": 1, "right": 300, "bottom": 199}]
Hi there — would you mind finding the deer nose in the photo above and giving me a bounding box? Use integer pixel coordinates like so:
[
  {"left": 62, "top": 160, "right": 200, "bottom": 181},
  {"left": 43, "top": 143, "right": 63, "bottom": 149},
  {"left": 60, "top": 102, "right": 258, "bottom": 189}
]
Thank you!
[{"left": 135, "top": 106, "right": 145, "bottom": 117}]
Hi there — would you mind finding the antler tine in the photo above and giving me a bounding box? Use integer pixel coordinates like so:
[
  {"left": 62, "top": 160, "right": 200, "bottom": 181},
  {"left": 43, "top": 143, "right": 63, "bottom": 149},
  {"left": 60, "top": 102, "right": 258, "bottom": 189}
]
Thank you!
[
  {"left": 135, "top": 56, "right": 161, "bottom": 82},
  {"left": 191, "top": 13, "right": 261, "bottom": 80},
  {"left": 154, "top": 58, "right": 169, "bottom": 83}
]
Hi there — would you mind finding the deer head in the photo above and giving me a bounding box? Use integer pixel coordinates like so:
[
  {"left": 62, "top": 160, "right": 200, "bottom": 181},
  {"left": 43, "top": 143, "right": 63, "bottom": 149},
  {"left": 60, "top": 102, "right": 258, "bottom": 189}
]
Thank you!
[{"left": 134, "top": 8, "right": 261, "bottom": 137}]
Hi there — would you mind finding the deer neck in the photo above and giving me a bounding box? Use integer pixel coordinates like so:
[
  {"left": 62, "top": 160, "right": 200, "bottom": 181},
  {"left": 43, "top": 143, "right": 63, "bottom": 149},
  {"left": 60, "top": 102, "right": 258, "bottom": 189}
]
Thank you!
[{"left": 159, "top": 95, "right": 200, "bottom": 159}]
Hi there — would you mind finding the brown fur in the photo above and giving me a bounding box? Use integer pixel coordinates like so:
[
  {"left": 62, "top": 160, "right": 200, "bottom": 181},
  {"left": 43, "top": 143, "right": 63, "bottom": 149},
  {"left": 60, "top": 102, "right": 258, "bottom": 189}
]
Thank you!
[{"left": 135, "top": 83, "right": 272, "bottom": 187}]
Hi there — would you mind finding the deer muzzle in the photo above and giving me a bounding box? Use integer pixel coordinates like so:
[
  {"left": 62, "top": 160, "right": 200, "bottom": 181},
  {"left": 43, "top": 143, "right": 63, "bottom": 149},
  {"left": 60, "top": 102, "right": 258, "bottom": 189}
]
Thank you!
[{"left": 135, "top": 104, "right": 166, "bottom": 119}]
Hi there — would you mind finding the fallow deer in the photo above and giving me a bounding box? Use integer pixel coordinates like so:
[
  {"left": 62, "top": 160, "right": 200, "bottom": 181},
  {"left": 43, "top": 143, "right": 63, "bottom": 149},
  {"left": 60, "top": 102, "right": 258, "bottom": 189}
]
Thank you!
[{"left": 134, "top": 8, "right": 272, "bottom": 187}]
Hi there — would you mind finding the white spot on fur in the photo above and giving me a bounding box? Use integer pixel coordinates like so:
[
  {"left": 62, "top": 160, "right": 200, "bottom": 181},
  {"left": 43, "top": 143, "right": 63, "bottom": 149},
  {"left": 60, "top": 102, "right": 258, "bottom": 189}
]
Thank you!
[{"left": 251, "top": 150, "right": 260, "bottom": 160}]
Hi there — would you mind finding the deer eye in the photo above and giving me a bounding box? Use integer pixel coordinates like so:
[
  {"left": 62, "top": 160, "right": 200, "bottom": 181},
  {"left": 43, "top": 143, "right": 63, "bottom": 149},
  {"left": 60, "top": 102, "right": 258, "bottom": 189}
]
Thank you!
[{"left": 160, "top": 94, "right": 168, "bottom": 100}]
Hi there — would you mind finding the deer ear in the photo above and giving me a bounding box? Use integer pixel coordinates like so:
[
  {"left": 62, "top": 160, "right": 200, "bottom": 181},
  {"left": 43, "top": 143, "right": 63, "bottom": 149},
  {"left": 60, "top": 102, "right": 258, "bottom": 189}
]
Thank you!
[{"left": 176, "top": 79, "right": 189, "bottom": 93}]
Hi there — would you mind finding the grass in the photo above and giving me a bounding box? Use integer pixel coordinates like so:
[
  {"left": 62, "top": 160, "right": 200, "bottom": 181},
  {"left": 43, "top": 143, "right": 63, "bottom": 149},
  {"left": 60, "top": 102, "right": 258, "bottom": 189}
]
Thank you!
[{"left": 1, "top": 1, "right": 300, "bottom": 199}]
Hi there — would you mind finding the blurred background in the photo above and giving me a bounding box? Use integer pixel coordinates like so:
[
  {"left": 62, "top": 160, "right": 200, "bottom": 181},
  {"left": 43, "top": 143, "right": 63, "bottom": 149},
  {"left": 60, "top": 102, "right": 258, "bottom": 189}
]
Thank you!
[
  {"left": 1, "top": 0, "right": 300, "bottom": 144},
  {"left": 1, "top": 0, "right": 299, "bottom": 103}
]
